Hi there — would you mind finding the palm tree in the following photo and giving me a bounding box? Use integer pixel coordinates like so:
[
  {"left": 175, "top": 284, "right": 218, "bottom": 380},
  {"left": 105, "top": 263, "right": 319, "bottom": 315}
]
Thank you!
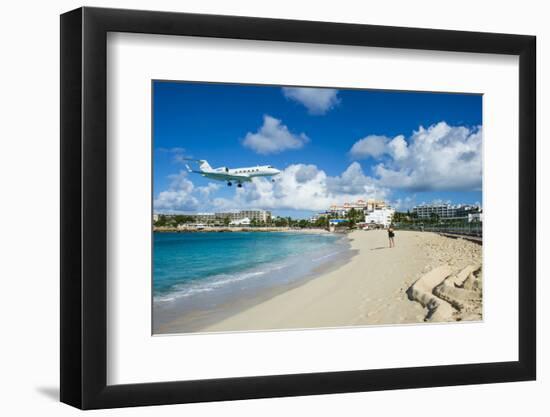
[{"left": 347, "top": 208, "right": 358, "bottom": 229}]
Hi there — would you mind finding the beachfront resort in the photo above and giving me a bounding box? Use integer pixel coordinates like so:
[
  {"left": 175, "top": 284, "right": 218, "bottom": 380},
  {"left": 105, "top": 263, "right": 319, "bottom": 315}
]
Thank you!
[
  {"left": 152, "top": 198, "right": 483, "bottom": 334},
  {"left": 151, "top": 81, "right": 483, "bottom": 335},
  {"left": 153, "top": 198, "right": 483, "bottom": 235}
]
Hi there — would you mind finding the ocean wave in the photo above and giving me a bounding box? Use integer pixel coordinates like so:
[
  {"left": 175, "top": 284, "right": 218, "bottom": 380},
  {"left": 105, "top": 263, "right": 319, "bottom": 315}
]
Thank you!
[
  {"left": 154, "top": 235, "right": 350, "bottom": 305},
  {"left": 311, "top": 250, "right": 345, "bottom": 262},
  {"left": 154, "top": 269, "right": 272, "bottom": 304}
]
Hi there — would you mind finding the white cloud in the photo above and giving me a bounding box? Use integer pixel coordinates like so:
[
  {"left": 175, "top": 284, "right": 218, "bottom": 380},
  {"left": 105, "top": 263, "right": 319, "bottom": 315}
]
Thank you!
[
  {"left": 154, "top": 163, "right": 389, "bottom": 214},
  {"left": 325, "top": 162, "right": 384, "bottom": 196},
  {"left": 387, "top": 135, "right": 408, "bottom": 160},
  {"left": 349, "top": 134, "right": 409, "bottom": 161},
  {"left": 211, "top": 163, "right": 389, "bottom": 212},
  {"left": 242, "top": 115, "right": 309, "bottom": 154},
  {"left": 389, "top": 195, "right": 417, "bottom": 211},
  {"left": 155, "top": 121, "right": 481, "bottom": 214},
  {"left": 294, "top": 164, "right": 319, "bottom": 183},
  {"left": 165, "top": 171, "right": 194, "bottom": 191},
  {"left": 196, "top": 182, "right": 221, "bottom": 196},
  {"left": 156, "top": 147, "right": 189, "bottom": 164},
  {"left": 349, "top": 135, "right": 391, "bottom": 159},
  {"left": 153, "top": 171, "right": 218, "bottom": 213},
  {"left": 282, "top": 87, "right": 340, "bottom": 115},
  {"left": 349, "top": 122, "right": 482, "bottom": 191}
]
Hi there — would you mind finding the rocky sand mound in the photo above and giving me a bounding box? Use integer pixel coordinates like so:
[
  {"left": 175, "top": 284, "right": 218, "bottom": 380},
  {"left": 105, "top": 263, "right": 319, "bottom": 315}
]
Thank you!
[{"left": 407, "top": 237, "right": 483, "bottom": 322}]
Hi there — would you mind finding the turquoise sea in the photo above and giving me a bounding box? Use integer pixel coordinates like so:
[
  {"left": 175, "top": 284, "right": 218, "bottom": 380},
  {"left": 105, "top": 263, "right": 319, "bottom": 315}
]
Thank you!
[{"left": 153, "top": 231, "right": 350, "bottom": 332}]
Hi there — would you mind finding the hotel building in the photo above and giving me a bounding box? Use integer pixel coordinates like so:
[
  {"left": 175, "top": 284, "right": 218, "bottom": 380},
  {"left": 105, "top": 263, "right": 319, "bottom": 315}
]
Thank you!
[
  {"left": 411, "top": 203, "right": 481, "bottom": 220},
  {"left": 176, "top": 210, "right": 271, "bottom": 225},
  {"left": 364, "top": 207, "right": 395, "bottom": 228},
  {"left": 328, "top": 199, "right": 387, "bottom": 218},
  {"left": 215, "top": 210, "right": 271, "bottom": 223}
]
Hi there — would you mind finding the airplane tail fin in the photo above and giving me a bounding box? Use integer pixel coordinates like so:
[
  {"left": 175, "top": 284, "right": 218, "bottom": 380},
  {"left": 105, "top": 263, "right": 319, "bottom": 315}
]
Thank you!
[
  {"left": 199, "top": 160, "right": 212, "bottom": 172},
  {"left": 182, "top": 158, "right": 212, "bottom": 173}
]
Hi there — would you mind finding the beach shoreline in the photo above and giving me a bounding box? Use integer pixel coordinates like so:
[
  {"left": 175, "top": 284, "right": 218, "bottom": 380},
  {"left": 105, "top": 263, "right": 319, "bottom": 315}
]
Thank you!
[
  {"left": 154, "top": 249, "right": 356, "bottom": 334},
  {"left": 153, "top": 226, "right": 333, "bottom": 233},
  {"left": 157, "top": 230, "right": 482, "bottom": 334},
  {"left": 153, "top": 231, "right": 353, "bottom": 333}
]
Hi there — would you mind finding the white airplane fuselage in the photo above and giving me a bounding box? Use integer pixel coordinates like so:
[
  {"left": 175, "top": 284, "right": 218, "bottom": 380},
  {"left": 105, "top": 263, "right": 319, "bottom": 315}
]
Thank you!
[{"left": 186, "top": 160, "right": 281, "bottom": 187}]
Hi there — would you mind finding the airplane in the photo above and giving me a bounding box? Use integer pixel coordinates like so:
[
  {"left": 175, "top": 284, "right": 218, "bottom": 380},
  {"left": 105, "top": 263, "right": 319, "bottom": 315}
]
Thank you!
[{"left": 184, "top": 159, "right": 281, "bottom": 187}]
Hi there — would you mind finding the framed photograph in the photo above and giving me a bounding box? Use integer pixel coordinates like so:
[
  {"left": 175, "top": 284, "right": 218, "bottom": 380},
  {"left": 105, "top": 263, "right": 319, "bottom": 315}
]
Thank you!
[{"left": 60, "top": 7, "right": 536, "bottom": 409}]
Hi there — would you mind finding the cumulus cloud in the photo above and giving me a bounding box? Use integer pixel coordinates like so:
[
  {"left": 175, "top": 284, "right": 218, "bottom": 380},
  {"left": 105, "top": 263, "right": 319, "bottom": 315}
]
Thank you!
[
  {"left": 389, "top": 195, "right": 417, "bottom": 211},
  {"left": 387, "top": 135, "right": 408, "bottom": 161},
  {"left": 242, "top": 115, "right": 309, "bottom": 154},
  {"left": 349, "top": 134, "right": 409, "bottom": 161},
  {"left": 325, "top": 162, "right": 383, "bottom": 196},
  {"left": 154, "top": 162, "right": 389, "bottom": 214},
  {"left": 282, "top": 87, "right": 340, "bottom": 115},
  {"left": 211, "top": 163, "right": 389, "bottom": 212},
  {"left": 349, "top": 135, "right": 391, "bottom": 159},
  {"left": 196, "top": 182, "right": 221, "bottom": 196},
  {"left": 294, "top": 164, "right": 319, "bottom": 183},
  {"left": 153, "top": 171, "right": 219, "bottom": 213},
  {"left": 155, "top": 121, "right": 481, "bottom": 214},
  {"left": 349, "top": 122, "right": 482, "bottom": 192}
]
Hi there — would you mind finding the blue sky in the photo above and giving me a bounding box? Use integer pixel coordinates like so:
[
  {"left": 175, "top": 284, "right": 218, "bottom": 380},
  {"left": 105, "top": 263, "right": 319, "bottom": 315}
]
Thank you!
[{"left": 153, "top": 81, "right": 482, "bottom": 218}]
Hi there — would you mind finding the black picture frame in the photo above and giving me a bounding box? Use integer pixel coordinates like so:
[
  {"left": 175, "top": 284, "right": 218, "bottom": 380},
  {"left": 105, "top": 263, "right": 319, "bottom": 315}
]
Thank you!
[{"left": 60, "top": 6, "right": 536, "bottom": 410}]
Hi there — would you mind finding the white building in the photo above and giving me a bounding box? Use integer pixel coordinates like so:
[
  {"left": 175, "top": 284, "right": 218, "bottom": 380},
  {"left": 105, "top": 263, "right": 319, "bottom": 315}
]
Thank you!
[
  {"left": 329, "top": 199, "right": 386, "bottom": 219},
  {"left": 230, "top": 217, "right": 251, "bottom": 226},
  {"left": 238, "top": 210, "right": 271, "bottom": 223},
  {"left": 309, "top": 212, "right": 329, "bottom": 223},
  {"left": 412, "top": 203, "right": 481, "bottom": 220},
  {"left": 194, "top": 212, "right": 217, "bottom": 223},
  {"left": 364, "top": 207, "right": 395, "bottom": 228},
  {"left": 215, "top": 210, "right": 271, "bottom": 223}
]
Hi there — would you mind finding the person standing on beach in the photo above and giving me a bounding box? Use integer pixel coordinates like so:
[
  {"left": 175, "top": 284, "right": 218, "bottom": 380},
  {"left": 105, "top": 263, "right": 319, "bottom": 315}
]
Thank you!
[{"left": 388, "top": 225, "right": 395, "bottom": 248}]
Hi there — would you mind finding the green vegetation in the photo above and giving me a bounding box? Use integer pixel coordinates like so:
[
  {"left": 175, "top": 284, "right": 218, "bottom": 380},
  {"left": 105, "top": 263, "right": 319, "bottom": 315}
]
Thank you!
[
  {"left": 312, "top": 216, "right": 329, "bottom": 229},
  {"left": 273, "top": 217, "right": 289, "bottom": 227},
  {"left": 154, "top": 214, "right": 168, "bottom": 227},
  {"left": 346, "top": 208, "right": 363, "bottom": 229},
  {"left": 173, "top": 214, "right": 195, "bottom": 225},
  {"left": 153, "top": 213, "right": 329, "bottom": 229},
  {"left": 154, "top": 214, "right": 195, "bottom": 228},
  {"left": 429, "top": 212, "right": 440, "bottom": 223},
  {"left": 297, "top": 219, "right": 309, "bottom": 228},
  {"left": 392, "top": 210, "right": 482, "bottom": 237}
]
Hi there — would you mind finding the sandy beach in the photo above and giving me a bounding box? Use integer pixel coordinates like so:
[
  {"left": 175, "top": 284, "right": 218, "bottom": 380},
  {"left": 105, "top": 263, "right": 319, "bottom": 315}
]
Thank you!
[{"left": 159, "top": 229, "right": 482, "bottom": 334}]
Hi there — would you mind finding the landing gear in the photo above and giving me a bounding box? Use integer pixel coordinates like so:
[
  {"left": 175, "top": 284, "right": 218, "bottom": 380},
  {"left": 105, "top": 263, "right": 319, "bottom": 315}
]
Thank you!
[
  {"left": 227, "top": 182, "right": 232, "bottom": 186},
  {"left": 237, "top": 183, "right": 242, "bottom": 188}
]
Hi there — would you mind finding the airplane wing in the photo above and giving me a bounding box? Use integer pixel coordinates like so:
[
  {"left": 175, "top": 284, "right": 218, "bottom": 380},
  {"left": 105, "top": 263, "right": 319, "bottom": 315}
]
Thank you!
[{"left": 201, "top": 172, "right": 252, "bottom": 182}]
